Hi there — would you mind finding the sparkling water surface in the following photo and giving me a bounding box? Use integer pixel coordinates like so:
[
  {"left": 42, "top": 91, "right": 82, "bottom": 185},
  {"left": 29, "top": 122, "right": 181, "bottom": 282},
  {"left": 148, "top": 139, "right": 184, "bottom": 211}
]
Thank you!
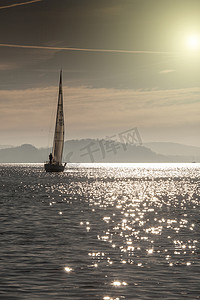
[{"left": 0, "top": 163, "right": 200, "bottom": 299}]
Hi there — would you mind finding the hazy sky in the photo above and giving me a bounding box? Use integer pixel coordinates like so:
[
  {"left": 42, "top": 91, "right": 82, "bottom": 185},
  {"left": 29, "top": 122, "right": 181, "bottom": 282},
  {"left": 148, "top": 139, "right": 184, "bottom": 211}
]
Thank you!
[{"left": 1, "top": 0, "right": 200, "bottom": 147}]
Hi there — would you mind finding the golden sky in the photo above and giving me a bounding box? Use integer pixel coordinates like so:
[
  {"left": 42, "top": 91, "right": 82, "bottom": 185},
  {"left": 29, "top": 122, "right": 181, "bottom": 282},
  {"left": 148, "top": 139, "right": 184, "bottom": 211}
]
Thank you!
[{"left": 0, "top": 0, "right": 200, "bottom": 147}]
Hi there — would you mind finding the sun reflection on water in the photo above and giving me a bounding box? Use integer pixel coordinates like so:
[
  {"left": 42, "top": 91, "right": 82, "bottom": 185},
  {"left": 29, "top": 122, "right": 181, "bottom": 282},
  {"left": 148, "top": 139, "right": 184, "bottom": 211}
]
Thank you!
[
  {"left": 73, "top": 164, "right": 200, "bottom": 277},
  {"left": 64, "top": 266, "right": 72, "bottom": 273},
  {"left": 26, "top": 163, "right": 200, "bottom": 298},
  {"left": 111, "top": 280, "right": 128, "bottom": 286}
]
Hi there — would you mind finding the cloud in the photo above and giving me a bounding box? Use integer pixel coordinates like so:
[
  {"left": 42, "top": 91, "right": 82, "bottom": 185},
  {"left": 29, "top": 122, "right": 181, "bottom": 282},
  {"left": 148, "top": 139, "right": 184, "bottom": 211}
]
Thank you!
[
  {"left": 0, "top": 0, "right": 42, "bottom": 10},
  {"left": 0, "top": 85, "right": 200, "bottom": 147},
  {"left": 0, "top": 43, "right": 175, "bottom": 55},
  {"left": 159, "top": 69, "right": 176, "bottom": 74},
  {"left": 0, "top": 63, "right": 17, "bottom": 70},
  {"left": 0, "top": 85, "right": 200, "bottom": 141}
]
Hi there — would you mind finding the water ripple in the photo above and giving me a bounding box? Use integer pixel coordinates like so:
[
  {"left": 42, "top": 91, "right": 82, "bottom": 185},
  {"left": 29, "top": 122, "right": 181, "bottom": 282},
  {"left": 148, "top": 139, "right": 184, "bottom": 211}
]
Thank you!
[{"left": 0, "top": 163, "right": 200, "bottom": 299}]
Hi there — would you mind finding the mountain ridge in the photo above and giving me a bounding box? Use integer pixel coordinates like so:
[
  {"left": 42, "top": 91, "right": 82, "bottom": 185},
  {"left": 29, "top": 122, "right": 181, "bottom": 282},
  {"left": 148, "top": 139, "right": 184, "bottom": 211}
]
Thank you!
[
  {"left": 0, "top": 139, "right": 199, "bottom": 163},
  {"left": 144, "top": 142, "right": 200, "bottom": 157}
]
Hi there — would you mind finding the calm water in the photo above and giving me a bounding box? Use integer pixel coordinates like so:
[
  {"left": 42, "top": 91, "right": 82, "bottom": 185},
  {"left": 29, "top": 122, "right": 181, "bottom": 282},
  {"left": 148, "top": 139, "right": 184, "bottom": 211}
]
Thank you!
[{"left": 0, "top": 163, "right": 200, "bottom": 299}]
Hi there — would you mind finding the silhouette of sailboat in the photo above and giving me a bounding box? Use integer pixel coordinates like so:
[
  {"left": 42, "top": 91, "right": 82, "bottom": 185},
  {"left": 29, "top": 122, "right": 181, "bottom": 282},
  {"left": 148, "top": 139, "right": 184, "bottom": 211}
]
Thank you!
[{"left": 44, "top": 70, "right": 66, "bottom": 172}]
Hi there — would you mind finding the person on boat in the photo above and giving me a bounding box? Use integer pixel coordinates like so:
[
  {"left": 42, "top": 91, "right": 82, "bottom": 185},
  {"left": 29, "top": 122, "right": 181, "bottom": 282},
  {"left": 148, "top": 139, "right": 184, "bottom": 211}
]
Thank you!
[{"left": 49, "top": 153, "right": 53, "bottom": 164}]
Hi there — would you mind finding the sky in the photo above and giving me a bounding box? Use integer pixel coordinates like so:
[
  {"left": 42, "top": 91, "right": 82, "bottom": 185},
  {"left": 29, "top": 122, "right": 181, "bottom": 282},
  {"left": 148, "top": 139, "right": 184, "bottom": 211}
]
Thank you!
[{"left": 1, "top": 0, "right": 200, "bottom": 148}]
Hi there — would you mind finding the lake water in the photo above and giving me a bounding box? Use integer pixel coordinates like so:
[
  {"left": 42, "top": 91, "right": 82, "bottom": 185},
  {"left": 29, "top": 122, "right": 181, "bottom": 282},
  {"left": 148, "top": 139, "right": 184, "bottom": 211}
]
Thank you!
[{"left": 0, "top": 163, "right": 200, "bottom": 299}]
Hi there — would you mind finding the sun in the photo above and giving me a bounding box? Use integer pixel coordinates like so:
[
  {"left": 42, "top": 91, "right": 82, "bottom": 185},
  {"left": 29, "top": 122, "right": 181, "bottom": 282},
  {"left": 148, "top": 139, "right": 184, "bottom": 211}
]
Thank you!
[{"left": 186, "top": 34, "right": 199, "bottom": 50}]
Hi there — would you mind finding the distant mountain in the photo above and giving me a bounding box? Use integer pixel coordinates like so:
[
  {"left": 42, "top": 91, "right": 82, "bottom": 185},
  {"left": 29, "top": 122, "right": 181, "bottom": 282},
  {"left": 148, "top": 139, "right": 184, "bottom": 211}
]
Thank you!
[
  {"left": 144, "top": 142, "right": 200, "bottom": 159},
  {"left": 63, "top": 139, "right": 166, "bottom": 163},
  {"left": 0, "top": 144, "right": 48, "bottom": 163},
  {"left": 0, "top": 140, "right": 198, "bottom": 163},
  {"left": 0, "top": 139, "right": 166, "bottom": 163}
]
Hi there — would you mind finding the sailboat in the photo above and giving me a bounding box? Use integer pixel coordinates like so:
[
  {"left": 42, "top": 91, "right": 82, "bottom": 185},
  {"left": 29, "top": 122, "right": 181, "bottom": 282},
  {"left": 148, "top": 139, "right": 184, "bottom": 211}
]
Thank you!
[{"left": 44, "top": 70, "right": 66, "bottom": 172}]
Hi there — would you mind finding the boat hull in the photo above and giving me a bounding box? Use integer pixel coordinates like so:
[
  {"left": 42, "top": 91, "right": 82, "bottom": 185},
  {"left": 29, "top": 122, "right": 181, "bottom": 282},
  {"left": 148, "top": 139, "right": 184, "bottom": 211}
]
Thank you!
[{"left": 44, "top": 163, "right": 65, "bottom": 172}]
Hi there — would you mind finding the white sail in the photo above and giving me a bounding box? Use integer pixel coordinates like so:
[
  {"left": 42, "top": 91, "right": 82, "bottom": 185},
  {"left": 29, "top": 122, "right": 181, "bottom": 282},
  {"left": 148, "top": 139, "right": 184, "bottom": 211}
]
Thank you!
[{"left": 52, "top": 70, "right": 64, "bottom": 164}]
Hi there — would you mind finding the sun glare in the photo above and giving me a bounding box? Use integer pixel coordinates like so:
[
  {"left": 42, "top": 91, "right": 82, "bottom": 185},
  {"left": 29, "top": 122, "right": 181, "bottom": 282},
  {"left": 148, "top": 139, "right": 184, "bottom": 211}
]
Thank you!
[{"left": 186, "top": 34, "right": 199, "bottom": 50}]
